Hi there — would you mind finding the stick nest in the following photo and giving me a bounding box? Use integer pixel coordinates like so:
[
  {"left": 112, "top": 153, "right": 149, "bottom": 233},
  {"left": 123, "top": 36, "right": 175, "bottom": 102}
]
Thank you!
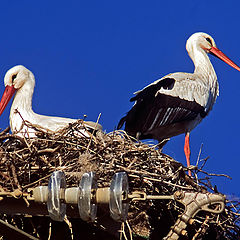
[{"left": 0, "top": 120, "right": 239, "bottom": 240}]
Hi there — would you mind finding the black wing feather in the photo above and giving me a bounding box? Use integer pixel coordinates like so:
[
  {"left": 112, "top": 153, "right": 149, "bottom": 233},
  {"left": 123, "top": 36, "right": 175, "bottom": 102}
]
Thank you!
[
  {"left": 130, "top": 78, "right": 175, "bottom": 102},
  {"left": 118, "top": 77, "right": 206, "bottom": 139}
]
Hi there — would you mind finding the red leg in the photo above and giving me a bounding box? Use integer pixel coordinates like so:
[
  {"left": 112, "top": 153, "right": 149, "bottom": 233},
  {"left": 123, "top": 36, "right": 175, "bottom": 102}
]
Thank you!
[{"left": 184, "top": 132, "right": 191, "bottom": 176}]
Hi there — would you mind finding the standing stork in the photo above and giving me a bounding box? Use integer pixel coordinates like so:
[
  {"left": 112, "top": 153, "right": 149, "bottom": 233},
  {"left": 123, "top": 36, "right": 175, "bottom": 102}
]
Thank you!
[
  {"left": 118, "top": 32, "right": 240, "bottom": 176},
  {"left": 0, "top": 65, "right": 102, "bottom": 138}
]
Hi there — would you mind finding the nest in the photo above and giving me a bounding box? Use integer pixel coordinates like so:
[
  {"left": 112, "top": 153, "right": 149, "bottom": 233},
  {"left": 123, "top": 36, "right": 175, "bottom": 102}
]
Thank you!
[{"left": 0, "top": 120, "right": 239, "bottom": 240}]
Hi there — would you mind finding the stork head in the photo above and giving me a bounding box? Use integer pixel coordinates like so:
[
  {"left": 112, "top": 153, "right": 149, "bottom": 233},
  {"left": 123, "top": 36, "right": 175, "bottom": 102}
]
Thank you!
[
  {"left": 0, "top": 65, "right": 35, "bottom": 116},
  {"left": 186, "top": 32, "right": 240, "bottom": 71},
  {"left": 4, "top": 65, "right": 34, "bottom": 89},
  {"left": 186, "top": 32, "right": 217, "bottom": 54}
]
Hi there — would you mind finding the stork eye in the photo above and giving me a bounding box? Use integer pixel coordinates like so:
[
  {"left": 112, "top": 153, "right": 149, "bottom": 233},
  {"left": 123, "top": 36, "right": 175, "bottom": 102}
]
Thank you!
[
  {"left": 206, "top": 37, "right": 212, "bottom": 45},
  {"left": 12, "top": 74, "right": 17, "bottom": 82}
]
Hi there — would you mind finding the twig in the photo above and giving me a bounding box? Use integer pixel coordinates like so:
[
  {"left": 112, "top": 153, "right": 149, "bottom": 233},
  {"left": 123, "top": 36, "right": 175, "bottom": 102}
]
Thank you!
[
  {"left": 86, "top": 113, "right": 101, "bottom": 152},
  {"left": 197, "top": 169, "right": 232, "bottom": 179}
]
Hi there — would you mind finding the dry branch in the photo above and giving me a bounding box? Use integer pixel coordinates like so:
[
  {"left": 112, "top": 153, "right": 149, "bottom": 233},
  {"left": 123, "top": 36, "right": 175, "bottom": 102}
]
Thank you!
[{"left": 0, "top": 121, "right": 239, "bottom": 239}]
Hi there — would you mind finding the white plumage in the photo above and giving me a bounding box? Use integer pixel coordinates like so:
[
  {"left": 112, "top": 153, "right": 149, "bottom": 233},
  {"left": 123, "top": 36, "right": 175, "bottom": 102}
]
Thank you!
[{"left": 0, "top": 65, "right": 102, "bottom": 138}]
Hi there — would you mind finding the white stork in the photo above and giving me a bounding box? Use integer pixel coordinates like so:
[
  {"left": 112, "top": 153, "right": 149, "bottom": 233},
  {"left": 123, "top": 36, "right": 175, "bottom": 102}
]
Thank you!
[
  {"left": 0, "top": 65, "right": 102, "bottom": 138},
  {"left": 118, "top": 32, "right": 240, "bottom": 176}
]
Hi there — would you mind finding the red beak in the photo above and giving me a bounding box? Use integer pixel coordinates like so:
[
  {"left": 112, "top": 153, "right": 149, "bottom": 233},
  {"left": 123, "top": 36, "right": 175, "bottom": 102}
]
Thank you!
[
  {"left": 0, "top": 85, "right": 16, "bottom": 116},
  {"left": 209, "top": 46, "right": 240, "bottom": 72}
]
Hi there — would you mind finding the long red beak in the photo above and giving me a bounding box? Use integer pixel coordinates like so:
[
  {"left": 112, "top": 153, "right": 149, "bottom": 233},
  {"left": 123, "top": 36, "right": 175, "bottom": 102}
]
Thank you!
[
  {"left": 0, "top": 85, "right": 16, "bottom": 116},
  {"left": 209, "top": 46, "right": 240, "bottom": 72}
]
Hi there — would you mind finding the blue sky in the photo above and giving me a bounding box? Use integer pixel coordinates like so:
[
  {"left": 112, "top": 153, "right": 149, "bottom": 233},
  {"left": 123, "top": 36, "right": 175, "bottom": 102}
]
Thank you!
[{"left": 0, "top": 1, "right": 240, "bottom": 196}]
